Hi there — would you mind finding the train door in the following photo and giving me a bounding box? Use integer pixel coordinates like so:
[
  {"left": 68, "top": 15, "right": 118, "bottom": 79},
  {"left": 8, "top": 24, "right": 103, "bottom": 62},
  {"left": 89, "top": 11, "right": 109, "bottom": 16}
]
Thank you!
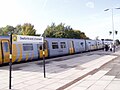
[
  {"left": 0, "top": 40, "right": 2, "bottom": 64},
  {"left": 39, "top": 40, "right": 48, "bottom": 58},
  {"left": 1, "top": 39, "right": 10, "bottom": 63},
  {"left": 69, "top": 41, "right": 74, "bottom": 54}
]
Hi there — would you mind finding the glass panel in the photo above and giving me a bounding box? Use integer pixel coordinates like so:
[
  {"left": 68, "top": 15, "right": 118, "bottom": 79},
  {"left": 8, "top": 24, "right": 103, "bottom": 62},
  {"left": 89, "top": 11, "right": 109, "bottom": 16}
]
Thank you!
[
  {"left": 81, "top": 42, "right": 84, "bottom": 47},
  {"left": 23, "top": 44, "right": 33, "bottom": 51},
  {"left": 43, "top": 42, "right": 46, "bottom": 49},
  {"left": 37, "top": 44, "right": 42, "bottom": 50},
  {"left": 39, "top": 45, "right": 42, "bottom": 50},
  {"left": 52, "top": 42, "right": 59, "bottom": 49},
  {"left": 3, "top": 42, "right": 9, "bottom": 52},
  {"left": 60, "top": 42, "right": 66, "bottom": 48}
]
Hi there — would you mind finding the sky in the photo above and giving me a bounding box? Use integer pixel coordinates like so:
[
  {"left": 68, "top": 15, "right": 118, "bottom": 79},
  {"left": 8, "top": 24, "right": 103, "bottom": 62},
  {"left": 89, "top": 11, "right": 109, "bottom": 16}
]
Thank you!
[{"left": 0, "top": 0, "right": 120, "bottom": 40}]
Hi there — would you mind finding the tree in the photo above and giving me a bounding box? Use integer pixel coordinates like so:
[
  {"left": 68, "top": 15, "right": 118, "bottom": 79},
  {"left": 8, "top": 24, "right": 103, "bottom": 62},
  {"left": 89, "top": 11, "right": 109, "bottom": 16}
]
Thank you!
[
  {"left": 0, "top": 28, "right": 4, "bottom": 35},
  {"left": 43, "top": 23, "right": 56, "bottom": 37},
  {"left": 21, "top": 23, "right": 36, "bottom": 35},
  {"left": 2, "top": 25, "right": 15, "bottom": 35},
  {"left": 15, "top": 25, "right": 22, "bottom": 35},
  {"left": 0, "top": 23, "right": 37, "bottom": 36},
  {"left": 43, "top": 23, "right": 89, "bottom": 39}
]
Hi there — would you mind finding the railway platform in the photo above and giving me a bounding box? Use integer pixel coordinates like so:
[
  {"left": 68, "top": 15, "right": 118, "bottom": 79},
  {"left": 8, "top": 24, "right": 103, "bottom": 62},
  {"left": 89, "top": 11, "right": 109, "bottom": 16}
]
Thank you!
[
  {"left": 65, "top": 50, "right": 120, "bottom": 90},
  {"left": 0, "top": 47, "right": 120, "bottom": 90}
]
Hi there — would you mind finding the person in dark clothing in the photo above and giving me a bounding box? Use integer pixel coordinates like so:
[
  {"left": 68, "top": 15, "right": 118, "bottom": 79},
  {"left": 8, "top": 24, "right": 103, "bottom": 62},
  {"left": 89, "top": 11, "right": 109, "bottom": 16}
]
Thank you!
[{"left": 105, "top": 44, "right": 109, "bottom": 51}]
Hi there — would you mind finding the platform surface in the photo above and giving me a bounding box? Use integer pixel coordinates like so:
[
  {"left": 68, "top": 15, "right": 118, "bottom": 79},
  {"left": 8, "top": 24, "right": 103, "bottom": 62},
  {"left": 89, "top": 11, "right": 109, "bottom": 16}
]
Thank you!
[{"left": 0, "top": 48, "right": 120, "bottom": 90}]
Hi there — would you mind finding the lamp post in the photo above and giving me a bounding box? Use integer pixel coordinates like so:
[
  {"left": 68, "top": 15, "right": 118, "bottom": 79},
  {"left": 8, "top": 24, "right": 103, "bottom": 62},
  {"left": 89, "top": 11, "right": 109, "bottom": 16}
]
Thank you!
[
  {"left": 8, "top": 32, "right": 13, "bottom": 89},
  {"left": 104, "top": 7, "right": 120, "bottom": 52},
  {"left": 41, "top": 33, "right": 46, "bottom": 78}
]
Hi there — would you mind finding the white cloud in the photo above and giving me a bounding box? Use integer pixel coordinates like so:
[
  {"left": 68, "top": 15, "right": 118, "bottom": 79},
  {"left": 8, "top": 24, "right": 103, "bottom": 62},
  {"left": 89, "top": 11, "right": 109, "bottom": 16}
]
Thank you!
[{"left": 86, "top": 2, "right": 94, "bottom": 8}]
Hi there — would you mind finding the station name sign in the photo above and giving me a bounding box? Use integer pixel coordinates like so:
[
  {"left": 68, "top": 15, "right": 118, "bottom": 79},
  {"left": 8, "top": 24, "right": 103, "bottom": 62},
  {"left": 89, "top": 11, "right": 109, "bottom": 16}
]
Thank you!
[{"left": 12, "top": 35, "right": 43, "bottom": 43}]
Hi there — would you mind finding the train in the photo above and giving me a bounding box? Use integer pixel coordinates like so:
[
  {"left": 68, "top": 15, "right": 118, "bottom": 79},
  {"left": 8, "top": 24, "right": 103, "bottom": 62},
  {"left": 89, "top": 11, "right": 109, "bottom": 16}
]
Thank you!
[{"left": 0, "top": 35, "right": 106, "bottom": 65}]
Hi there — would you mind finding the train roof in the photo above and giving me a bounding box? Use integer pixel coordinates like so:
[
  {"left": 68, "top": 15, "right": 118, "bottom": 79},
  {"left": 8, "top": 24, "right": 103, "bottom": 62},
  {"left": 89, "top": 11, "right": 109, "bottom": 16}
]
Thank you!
[
  {"left": 45, "top": 37, "right": 102, "bottom": 41},
  {"left": 45, "top": 37, "right": 87, "bottom": 40},
  {"left": 45, "top": 37, "right": 75, "bottom": 39}
]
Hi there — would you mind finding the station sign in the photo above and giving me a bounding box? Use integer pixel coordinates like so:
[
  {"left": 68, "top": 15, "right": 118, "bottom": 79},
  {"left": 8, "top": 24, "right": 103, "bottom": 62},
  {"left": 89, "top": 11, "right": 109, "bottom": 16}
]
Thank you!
[{"left": 12, "top": 35, "right": 43, "bottom": 43}]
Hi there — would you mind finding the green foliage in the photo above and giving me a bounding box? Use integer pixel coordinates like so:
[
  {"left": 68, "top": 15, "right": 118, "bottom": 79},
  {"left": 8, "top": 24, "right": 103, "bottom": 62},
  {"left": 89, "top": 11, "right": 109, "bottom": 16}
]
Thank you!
[
  {"left": 0, "top": 22, "right": 89, "bottom": 39},
  {"left": 43, "top": 23, "right": 89, "bottom": 39},
  {"left": 0, "top": 25, "right": 15, "bottom": 35},
  {"left": 21, "top": 23, "right": 36, "bottom": 35},
  {"left": 0, "top": 23, "right": 36, "bottom": 36},
  {"left": 0, "top": 28, "right": 4, "bottom": 35},
  {"left": 15, "top": 25, "right": 22, "bottom": 35}
]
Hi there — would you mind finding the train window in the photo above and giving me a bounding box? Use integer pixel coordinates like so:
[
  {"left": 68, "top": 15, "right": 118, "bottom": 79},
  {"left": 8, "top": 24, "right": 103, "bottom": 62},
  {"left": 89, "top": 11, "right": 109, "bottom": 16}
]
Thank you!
[
  {"left": 60, "top": 42, "right": 66, "bottom": 48},
  {"left": 81, "top": 42, "right": 84, "bottom": 47},
  {"left": 88, "top": 42, "right": 91, "bottom": 44},
  {"left": 39, "top": 45, "right": 42, "bottom": 50},
  {"left": 23, "top": 44, "right": 33, "bottom": 51},
  {"left": 97, "top": 42, "right": 99, "bottom": 45},
  {"left": 43, "top": 42, "right": 47, "bottom": 49},
  {"left": 3, "top": 42, "right": 9, "bottom": 52},
  {"left": 37, "top": 44, "right": 40, "bottom": 49},
  {"left": 37, "top": 44, "right": 42, "bottom": 50},
  {"left": 52, "top": 42, "right": 59, "bottom": 49}
]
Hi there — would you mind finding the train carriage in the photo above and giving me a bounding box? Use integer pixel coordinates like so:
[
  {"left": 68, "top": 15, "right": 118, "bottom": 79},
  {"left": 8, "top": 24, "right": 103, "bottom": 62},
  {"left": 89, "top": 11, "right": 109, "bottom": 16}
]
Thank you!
[
  {"left": 0, "top": 35, "right": 105, "bottom": 65},
  {"left": 72, "top": 39, "right": 85, "bottom": 53},
  {"left": 96, "top": 40, "right": 103, "bottom": 49},
  {"left": 45, "top": 38, "right": 70, "bottom": 57},
  {"left": 45, "top": 38, "right": 86, "bottom": 56},
  {"left": 12, "top": 41, "right": 39, "bottom": 62},
  {"left": 0, "top": 35, "right": 45, "bottom": 64},
  {"left": 85, "top": 40, "right": 97, "bottom": 51}
]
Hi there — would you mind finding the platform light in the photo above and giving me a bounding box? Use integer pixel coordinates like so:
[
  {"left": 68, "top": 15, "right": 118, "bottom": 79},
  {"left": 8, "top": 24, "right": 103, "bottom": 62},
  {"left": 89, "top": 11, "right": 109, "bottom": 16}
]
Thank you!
[{"left": 104, "top": 7, "right": 120, "bottom": 52}]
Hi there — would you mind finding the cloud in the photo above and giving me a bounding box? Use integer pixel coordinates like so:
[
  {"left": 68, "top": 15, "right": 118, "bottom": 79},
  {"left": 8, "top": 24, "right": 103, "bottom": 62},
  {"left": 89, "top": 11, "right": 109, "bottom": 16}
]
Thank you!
[{"left": 86, "top": 2, "right": 94, "bottom": 8}]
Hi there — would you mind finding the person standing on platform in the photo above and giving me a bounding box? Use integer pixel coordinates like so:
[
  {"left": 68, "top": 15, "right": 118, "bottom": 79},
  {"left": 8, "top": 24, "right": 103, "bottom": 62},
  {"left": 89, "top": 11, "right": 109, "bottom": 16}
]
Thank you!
[
  {"left": 109, "top": 43, "right": 112, "bottom": 52},
  {"left": 105, "top": 44, "right": 109, "bottom": 51}
]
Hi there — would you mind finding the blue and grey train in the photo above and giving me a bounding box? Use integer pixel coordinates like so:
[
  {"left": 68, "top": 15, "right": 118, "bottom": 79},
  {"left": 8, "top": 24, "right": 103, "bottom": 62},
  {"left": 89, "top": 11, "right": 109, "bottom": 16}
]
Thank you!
[{"left": 0, "top": 35, "right": 104, "bottom": 65}]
